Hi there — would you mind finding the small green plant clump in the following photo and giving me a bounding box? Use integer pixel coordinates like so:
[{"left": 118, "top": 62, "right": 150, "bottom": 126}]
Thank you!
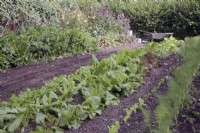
[
  {"left": 108, "top": 121, "right": 120, "bottom": 133},
  {"left": 124, "top": 98, "right": 144, "bottom": 124},
  {"left": 108, "top": 98, "right": 144, "bottom": 133}
]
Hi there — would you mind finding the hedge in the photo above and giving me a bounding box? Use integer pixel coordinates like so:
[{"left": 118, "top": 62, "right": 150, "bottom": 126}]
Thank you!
[{"left": 106, "top": 0, "right": 200, "bottom": 38}]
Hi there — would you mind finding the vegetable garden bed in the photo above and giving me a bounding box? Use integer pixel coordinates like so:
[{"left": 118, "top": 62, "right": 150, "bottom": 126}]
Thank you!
[
  {"left": 65, "top": 54, "right": 181, "bottom": 133},
  {"left": 0, "top": 37, "right": 182, "bottom": 133},
  {"left": 1, "top": 0, "right": 200, "bottom": 132},
  {"left": 0, "top": 43, "right": 145, "bottom": 101}
]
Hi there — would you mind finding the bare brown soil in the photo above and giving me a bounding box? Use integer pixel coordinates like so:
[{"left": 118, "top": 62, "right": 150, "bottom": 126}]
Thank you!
[{"left": 0, "top": 43, "right": 145, "bottom": 101}]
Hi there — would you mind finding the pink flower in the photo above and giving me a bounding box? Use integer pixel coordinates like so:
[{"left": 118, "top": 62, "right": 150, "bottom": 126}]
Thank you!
[
  {"left": 104, "top": 9, "right": 109, "bottom": 15},
  {"left": 10, "top": 23, "right": 15, "bottom": 31}
]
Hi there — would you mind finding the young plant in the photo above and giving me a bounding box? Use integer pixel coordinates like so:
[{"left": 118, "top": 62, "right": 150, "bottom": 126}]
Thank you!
[
  {"left": 124, "top": 98, "right": 144, "bottom": 123},
  {"left": 108, "top": 121, "right": 120, "bottom": 133}
]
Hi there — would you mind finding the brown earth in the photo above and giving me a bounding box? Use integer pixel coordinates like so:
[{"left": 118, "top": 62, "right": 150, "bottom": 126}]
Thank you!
[{"left": 0, "top": 43, "right": 145, "bottom": 101}]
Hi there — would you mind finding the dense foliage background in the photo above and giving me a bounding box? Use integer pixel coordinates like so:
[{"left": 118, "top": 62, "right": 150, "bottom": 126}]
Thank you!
[
  {"left": 99, "top": 0, "right": 200, "bottom": 39},
  {"left": 1, "top": 0, "right": 200, "bottom": 70}
]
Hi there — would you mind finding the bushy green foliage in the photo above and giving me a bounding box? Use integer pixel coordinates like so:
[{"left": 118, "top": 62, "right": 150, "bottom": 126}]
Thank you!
[
  {"left": 0, "top": 0, "right": 132, "bottom": 59},
  {"left": 120, "top": 0, "right": 200, "bottom": 38},
  {"left": 84, "top": 0, "right": 200, "bottom": 39},
  {"left": 76, "top": 1, "right": 131, "bottom": 46},
  {"left": 0, "top": 0, "right": 63, "bottom": 30},
  {"left": 155, "top": 36, "right": 200, "bottom": 133},
  {"left": 145, "top": 36, "right": 182, "bottom": 58},
  {"left": 0, "top": 27, "right": 98, "bottom": 71}
]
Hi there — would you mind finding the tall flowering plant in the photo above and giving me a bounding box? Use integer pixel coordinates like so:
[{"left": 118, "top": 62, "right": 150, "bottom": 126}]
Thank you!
[
  {"left": 117, "top": 13, "right": 131, "bottom": 34},
  {"left": 83, "top": 4, "right": 131, "bottom": 46}
]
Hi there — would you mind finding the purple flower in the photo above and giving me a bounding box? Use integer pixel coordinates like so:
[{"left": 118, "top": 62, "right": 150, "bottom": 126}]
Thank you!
[
  {"left": 117, "top": 13, "right": 125, "bottom": 19},
  {"left": 96, "top": 10, "right": 100, "bottom": 14}
]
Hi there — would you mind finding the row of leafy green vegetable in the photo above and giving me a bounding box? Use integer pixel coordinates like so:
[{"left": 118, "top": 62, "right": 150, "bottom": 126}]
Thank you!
[
  {"left": 0, "top": 37, "right": 181, "bottom": 133},
  {"left": 0, "top": 27, "right": 98, "bottom": 71}
]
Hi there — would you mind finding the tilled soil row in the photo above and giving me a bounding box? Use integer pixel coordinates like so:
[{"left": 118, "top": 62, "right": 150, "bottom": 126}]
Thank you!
[
  {"left": 64, "top": 54, "right": 182, "bottom": 133},
  {"left": 174, "top": 71, "right": 200, "bottom": 133},
  {"left": 0, "top": 43, "right": 145, "bottom": 101}
]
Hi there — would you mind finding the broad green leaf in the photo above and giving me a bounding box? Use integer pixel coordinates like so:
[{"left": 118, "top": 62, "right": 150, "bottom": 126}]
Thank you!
[
  {"left": 42, "top": 95, "right": 48, "bottom": 106},
  {"left": 48, "top": 91, "right": 58, "bottom": 103},
  {"left": 83, "top": 96, "right": 102, "bottom": 119},
  {"left": 46, "top": 114, "right": 59, "bottom": 127},
  {"left": 105, "top": 92, "right": 119, "bottom": 106},
  {"left": 36, "top": 113, "right": 47, "bottom": 124},
  {"left": 8, "top": 114, "right": 24, "bottom": 132},
  {"left": 73, "top": 105, "right": 87, "bottom": 120},
  {"left": 83, "top": 96, "right": 101, "bottom": 110},
  {"left": 0, "top": 108, "right": 18, "bottom": 115},
  {"left": 0, "top": 114, "right": 16, "bottom": 122}
]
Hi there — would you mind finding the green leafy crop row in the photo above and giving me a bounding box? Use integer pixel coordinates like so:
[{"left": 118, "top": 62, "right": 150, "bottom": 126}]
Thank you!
[
  {"left": 0, "top": 37, "right": 181, "bottom": 132},
  {"left": 155, "top": 36, "right": 200, "bottom": 133},
  {"left": 145, "top": 36, "right": 182, "bottom": 58},
  {"left": 0, "top": 49, "right": 145, "bottom": 133},
  {"left": 0, "top": 27, "right": 98, "bottom": 71}
]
